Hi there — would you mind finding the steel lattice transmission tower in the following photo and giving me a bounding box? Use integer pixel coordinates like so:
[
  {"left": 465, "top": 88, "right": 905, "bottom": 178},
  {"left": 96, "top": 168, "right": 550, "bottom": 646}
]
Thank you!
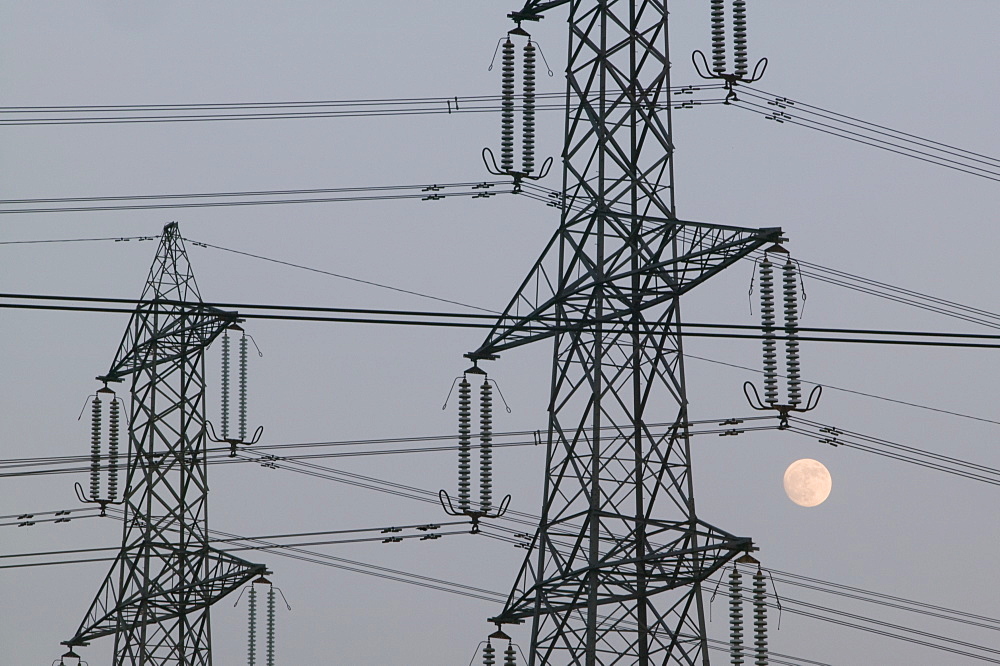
[
  {"left": 470, "top": 1, "right": 783, "bottom": 663},
  {"left": 65, "top": 223, "right": 266, "bottom": 665}
]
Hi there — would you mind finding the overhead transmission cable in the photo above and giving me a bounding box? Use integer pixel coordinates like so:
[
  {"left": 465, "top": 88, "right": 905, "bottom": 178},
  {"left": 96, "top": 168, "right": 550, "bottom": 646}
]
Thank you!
[
  {"left": 730, "top": 85, "right": 1000, "bottom": 183},
  {"left": 786, "top": 417, "right": 1000, "bottom": 486},
  {"left": 0, "top": 236, "right": 156, "bottom": 245},
  {"left": 0, "top": 417, "right": 777, "bottom": 480},
  {"left": 0, "top": 181, "right": 511, "bottom": 215},
  {"left": 0, "top": 86, "right": 726, "bottom": 126},
  {"left": 8, "top": 293, "right": 1000, "bottom": 349},
  {"left": 184, "top": 236, "right": 499, "bottom": 314},
  {"left": 765, "top": 567, "right": 1000, "bottom": 632},
  {"left": 8, "top": 84, "right": 993, "bottom": 189},
  {"left": 0, "top": 519, "right": 469, "bottom": 567},
  {"left": 685, "top": 352, "right": 1000, "bottom": 428},
  {"left": 717, "top": 571, "right": 1000, "bottom": 664}
]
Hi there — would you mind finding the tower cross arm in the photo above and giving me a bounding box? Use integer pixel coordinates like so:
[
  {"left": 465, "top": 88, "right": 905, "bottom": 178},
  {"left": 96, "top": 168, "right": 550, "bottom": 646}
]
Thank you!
[
  {"left": 100, "top": 302, "right": 239, "bottom": 382},
  {"left": 508, "top": 0, "right": 572, "bottom": 23},
  {"left": 67, "top": 547, "right": 266, "bottom": 646},
  {"left": 495, "top": 533, "right": 753, "bottom": 623},
  {"left": 468, "top": 219, "right": 783, "bottom": 360}
]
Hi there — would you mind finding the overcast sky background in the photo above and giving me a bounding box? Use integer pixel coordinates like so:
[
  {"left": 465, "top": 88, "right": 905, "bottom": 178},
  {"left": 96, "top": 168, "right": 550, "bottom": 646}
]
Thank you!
[{"left": 2, "top": 2, "right": 999, "bottom": 664}]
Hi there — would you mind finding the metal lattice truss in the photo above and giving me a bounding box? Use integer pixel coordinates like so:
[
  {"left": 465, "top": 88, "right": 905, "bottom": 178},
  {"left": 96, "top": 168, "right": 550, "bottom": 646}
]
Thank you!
[
  {"left": 470, "top": 216, "right": 781, "bottom": 358},
  {"left": 68, "top": 224, "right": 265, "bottom": 665},
  {"left": 475, "top": 1, "right": 782, "bottom": 664}
]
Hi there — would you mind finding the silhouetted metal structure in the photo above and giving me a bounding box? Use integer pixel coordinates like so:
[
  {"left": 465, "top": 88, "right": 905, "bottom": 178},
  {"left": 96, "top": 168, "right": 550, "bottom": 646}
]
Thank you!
[
  {"left": 65, "top": 223, "right": 266, "bottom": 665},
  {"left": 470, "top": 1, "right": 783, "bottom": 663}
]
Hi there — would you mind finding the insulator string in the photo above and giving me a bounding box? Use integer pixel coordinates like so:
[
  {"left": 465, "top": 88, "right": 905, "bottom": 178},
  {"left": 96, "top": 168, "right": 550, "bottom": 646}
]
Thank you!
[
  {"left": 504, "top": 641, "right": 517, "bottom": 665},
  {"left": 711, "top": 0, "right": 727, "bottom": 74},
  {"left": 783, "top": 259, "right": 802, "bottom": 406},
  {"left": 221, "top": 332, "right": 231, "bottom": 440},
  {"left": 239, "top": 334, "right": 249, "bottom": 441},
  {"left": 522, "top": 41, "right": 536, "bottom": 174},
  {"left": 483, "top": 640, "right": 497, "bottom": 666},
  {"left": 753, "top": 568, "right": 769, "bottom": 665},
  {"left": 500, "top": 39, "right": 516, "bottom": 173},
  {"left": 458, "top": 377, "right": 472, "bottom": 512},
  {"left": 89, "top": 397, "right": 101, "bottom": 501},
  {"left": 107, "top": 399, "right": 119, "bottom": 503},
  {"left": 759, "top": 259, "right": 778, "bottom": 404},
  {"left": 730, "top": 567, "right": 745, "bottom": 665},
  {"left": 480, "top": 379, "right": 494, "bottom": 512},
  {"left": 733, "top": 0, "right": 749, "bottom": 78},
  {"left": 266, "top": 586, "right": 276, "bottom": 666},
  {"left": 248, "top": 586, "right": 258, "bottom": 666}
]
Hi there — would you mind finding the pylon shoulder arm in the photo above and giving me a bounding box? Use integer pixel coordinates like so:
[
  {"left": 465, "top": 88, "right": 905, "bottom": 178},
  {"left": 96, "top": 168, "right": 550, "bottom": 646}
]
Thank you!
[
  {"left": 509, "top": 0, "right": 571, "bottom": 23},
  {"left": 469, "top": 218, "right": 783, "bottom": 359}
]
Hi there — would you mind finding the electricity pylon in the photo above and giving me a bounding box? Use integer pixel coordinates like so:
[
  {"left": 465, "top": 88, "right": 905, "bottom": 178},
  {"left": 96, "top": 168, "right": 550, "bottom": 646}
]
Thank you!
[
  {"left": 65, "top": 223, "right": 266, "bottom": 665},
  {"left": 471, "top": 2, "right": 783, "bottom": 663}
]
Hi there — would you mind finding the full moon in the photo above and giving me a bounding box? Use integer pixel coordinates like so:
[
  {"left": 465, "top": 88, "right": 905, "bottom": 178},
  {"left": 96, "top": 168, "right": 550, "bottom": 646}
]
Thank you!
[{"left": 783, "top": 458, "right": 832, "bottom": 507}]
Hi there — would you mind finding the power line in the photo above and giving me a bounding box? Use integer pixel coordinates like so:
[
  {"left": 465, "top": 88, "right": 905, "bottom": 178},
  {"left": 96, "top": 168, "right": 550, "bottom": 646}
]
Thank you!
[
  {"left": 0, "top": 519, "right": 470, "bottom": 564},
  {"left": 731, "top": 85, "right": 1000, "bottom": 183},
  {"left": 787, "top": 418, "right": 1000, "bottom": 487},
  {"left": 764, "top": 567, "right": 1000, "bottom": 630},
  {"left": 0, "top": 181, "right": 512, "bottom": 214},
  {"left": 0, "top": 417, "right": 780, "bottom": 480},
  {"left": 0, "top": 236, "right": 157, "bottom": 245},
  {"left": 716, "top": 575, "right": 1000, "bottom": 664},
  {"left": 185, "top": 236, "right": 499, "bottom": 314},
  {"left": 0, "top": 87, "right": 727, "bottom": 125},
  {"left": 9, "top": 292, "right": 1000, "bottom": 349},
  {"left": 686, "top": 352, "right": 1000, "bottom": 427}
]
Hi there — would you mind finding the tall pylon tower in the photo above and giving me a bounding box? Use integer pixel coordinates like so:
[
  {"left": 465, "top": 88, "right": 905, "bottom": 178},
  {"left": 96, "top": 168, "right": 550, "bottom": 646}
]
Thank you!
[
  {"left": 65, "top": 223, "right": 266, "bottom": 664},
  {"left": 471, "top": 1, "right": 783, "bottom": 663}
]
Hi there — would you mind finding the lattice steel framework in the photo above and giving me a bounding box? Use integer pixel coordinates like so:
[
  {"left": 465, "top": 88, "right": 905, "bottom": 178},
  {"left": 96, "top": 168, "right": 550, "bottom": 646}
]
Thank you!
[
  {"left": 66, "top": 223, "right": 266, "bottom": 665},
  {"left": 471, "top": 1, "right": 783, "bottom": 663}
]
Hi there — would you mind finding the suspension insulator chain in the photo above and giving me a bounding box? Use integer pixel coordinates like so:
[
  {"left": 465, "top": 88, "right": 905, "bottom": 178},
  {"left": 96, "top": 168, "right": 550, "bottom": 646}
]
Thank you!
[
  {"left": 107, "top": 399, "right": 120, "bottom": 503},
  {"left": 500, "top": 39, "right": 516, "bottom": 173},
  {"left": 733, "top": 0, "right": 749, "bottom": 78},
  {"left": 730, "top": 567, "right": 744, "bottom": 665},
  {"left": 711, "top": 0, "right": 727, "bottom": 74},
  {"left": 221, "top": 332, "right": 231, "bottom": 440},
  {"left": 483, "top": 641, "right": 497, "bottom": 666},
  {"left": 759, "top": 259, "right": 778, "bottom": 405},
  {"left": 248, "top": 586, "right": 258, "bottom": 666},
  {"left": 522, "top": 41, "right": 536, "bottom": 175},
  {"left": 90, "top": 397, "right": 102, "bottom": 500},
  {"left": 504, "top": 641, "right": 517, "bottom": 665},
  {"left": 753, "top": 568, "right": 768, "bottom": 666},
  {"left": 783, "top": 259, "right": 802, "bottom": 406},
  {"left": 266, "top": 587, "right": 276, "bottom": 666},
  {"left": 458, "top": 377, "right": 473, "bottom": 512},
  {"left": 480, "top": 379, "right": 494, "bottom": 512},
  {"left": 239, "top": 334, "right": 249, "bottom": 441}
]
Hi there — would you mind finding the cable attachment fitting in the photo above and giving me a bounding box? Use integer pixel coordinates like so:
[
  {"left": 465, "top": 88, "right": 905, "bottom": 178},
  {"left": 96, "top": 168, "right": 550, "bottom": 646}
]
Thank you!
[
  {"left": 483, "top": 25, "right": 553, "bottom": 192},
  {"left": 691, "top": 0, "right": 767, "bottom": 101},
  {"left": 440, "top": 360, "right": 512, "bottom": 533},
  {"left": 474, "top": 622, "right": 521, "bottom": 666},
  {"left": 744, "top": 245, "right": 821, "bottom": 427},
  {"left": 208, "top": 322, "right": 264, "bottom": 456},
  {"left": 53, "top": 649, "right": 89, "bottom": 666},
  {"left": 75, "top": 382, "right": 125, "bottom": 516}
]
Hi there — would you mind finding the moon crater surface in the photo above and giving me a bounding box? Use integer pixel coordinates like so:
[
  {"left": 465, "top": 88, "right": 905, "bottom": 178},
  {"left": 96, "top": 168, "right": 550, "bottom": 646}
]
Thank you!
[{"left": 783, "top": 458, "right": 832, "bottom": 507}]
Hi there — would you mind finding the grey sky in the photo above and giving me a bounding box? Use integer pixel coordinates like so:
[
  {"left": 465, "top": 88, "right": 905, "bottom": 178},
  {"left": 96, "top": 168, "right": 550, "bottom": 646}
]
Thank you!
[{"left": 2, "top": 2, "right": 999, "bottom": 664}]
